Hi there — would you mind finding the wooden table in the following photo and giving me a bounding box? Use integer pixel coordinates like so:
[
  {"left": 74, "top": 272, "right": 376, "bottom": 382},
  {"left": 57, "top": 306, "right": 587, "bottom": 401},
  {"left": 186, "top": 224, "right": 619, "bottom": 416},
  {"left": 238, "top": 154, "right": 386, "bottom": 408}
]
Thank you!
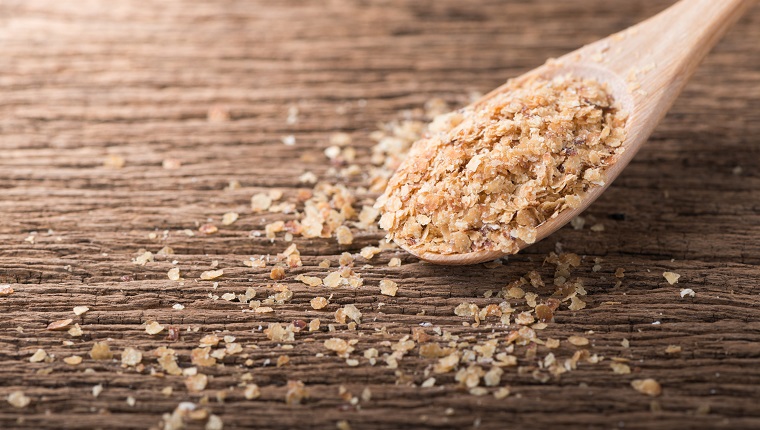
[{"left": 1, "top": 1, "right": 759, "bottom": 428}]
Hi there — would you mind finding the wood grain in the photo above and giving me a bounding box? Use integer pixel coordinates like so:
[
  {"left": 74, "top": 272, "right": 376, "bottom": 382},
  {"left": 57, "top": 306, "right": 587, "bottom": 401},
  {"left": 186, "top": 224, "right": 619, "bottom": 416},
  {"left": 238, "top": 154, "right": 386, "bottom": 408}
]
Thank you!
[{"left": 1, "top": 0, "right": 759, "bottom": 429}]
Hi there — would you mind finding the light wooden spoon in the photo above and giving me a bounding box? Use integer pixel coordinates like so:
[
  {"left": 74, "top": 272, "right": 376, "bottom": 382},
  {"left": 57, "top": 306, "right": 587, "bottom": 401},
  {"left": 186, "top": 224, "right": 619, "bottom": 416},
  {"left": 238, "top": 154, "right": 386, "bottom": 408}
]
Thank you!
[{"left": 401, "top": 0, "right": 755, "bottom": 265}]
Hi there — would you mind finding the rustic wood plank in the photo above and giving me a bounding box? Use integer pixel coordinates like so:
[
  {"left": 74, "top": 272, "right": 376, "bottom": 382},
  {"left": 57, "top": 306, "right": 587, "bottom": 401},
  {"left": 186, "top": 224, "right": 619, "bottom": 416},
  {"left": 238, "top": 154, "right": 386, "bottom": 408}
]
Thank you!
[{"left": 1, "top": 0, "right": 759, "bottom": 429}]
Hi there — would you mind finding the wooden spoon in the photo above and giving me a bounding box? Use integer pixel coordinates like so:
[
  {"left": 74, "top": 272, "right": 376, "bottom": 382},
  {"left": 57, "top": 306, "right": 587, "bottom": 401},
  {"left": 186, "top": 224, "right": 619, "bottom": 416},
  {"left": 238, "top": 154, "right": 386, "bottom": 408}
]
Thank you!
[{"left": 402, "top": 0, "right": 755, "bottom": 265}]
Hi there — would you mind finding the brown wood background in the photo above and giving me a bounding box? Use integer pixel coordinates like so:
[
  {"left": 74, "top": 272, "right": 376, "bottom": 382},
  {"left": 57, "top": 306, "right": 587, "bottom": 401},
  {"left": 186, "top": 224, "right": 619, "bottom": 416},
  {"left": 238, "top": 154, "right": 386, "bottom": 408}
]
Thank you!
[{"left": 1, "top": 0, "right": 759, "bottom": 429}]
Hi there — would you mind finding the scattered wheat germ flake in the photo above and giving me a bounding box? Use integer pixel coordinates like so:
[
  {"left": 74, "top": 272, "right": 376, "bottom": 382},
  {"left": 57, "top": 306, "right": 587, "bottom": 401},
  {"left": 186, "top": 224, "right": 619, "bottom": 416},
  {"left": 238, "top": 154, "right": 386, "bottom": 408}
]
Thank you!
[
  {"left": 663, "top": 271, "right": 680, "bottom": 284},
  {"left": 631, "top": 378, "right": 662, "bottom": 397},
  {"left": 47, "top": 318, "right": 73, "bottom": 331},
  {"left": 167, "top": 267, "right": 181, "bottom": 281},
  {"left": 567, "top": 335, "right": 589, "bottom": 346},
  {"left": 222, "top": 212, "right": 239, "bottom": 225},
  {"left": 63, "top": 355, "right": 83, "bottom": 365},
  {"left": 200, "top": 269, "right": 224, "bottom": 280},
  {"left": 7, "top": 391, "right": 31, "bottom": 408},
  {"left": 379, "top": 279, "right": 398, "bottom": 296},
  {"left": 145, "top": 320, "right": 165, "bottom": 335},
  {"left": 73, "top": 306, "right": 89, "bottom": 316}
]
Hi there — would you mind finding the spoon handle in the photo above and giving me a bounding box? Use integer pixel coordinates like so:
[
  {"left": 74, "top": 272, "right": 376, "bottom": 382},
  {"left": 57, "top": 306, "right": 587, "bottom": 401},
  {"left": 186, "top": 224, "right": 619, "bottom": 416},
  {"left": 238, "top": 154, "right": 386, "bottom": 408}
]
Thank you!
[{"left": 567, "top": 0, "right": 756, "bottom": 128}]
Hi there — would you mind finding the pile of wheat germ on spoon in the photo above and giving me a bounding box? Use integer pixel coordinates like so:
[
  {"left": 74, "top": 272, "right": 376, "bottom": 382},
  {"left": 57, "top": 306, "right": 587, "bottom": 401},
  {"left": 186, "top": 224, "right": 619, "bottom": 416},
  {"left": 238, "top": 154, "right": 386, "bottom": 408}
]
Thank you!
[{"left": 377, "top": 74, "right": 626, "bottom": 257}]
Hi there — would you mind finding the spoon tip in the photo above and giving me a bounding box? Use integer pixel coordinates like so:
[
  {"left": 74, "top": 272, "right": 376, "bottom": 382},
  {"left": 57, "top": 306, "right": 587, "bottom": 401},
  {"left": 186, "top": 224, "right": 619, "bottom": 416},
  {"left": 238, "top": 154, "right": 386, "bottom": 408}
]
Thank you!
[{"left": 399, "top": 241, "right": 507, "bottom": 265}]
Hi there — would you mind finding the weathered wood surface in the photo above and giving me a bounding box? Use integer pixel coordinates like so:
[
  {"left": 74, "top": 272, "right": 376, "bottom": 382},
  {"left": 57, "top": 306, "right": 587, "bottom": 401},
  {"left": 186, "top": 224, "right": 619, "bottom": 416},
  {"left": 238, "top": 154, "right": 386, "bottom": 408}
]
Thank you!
[{"left": 1, "top": 0, "right": 759, "bottom": 429}]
